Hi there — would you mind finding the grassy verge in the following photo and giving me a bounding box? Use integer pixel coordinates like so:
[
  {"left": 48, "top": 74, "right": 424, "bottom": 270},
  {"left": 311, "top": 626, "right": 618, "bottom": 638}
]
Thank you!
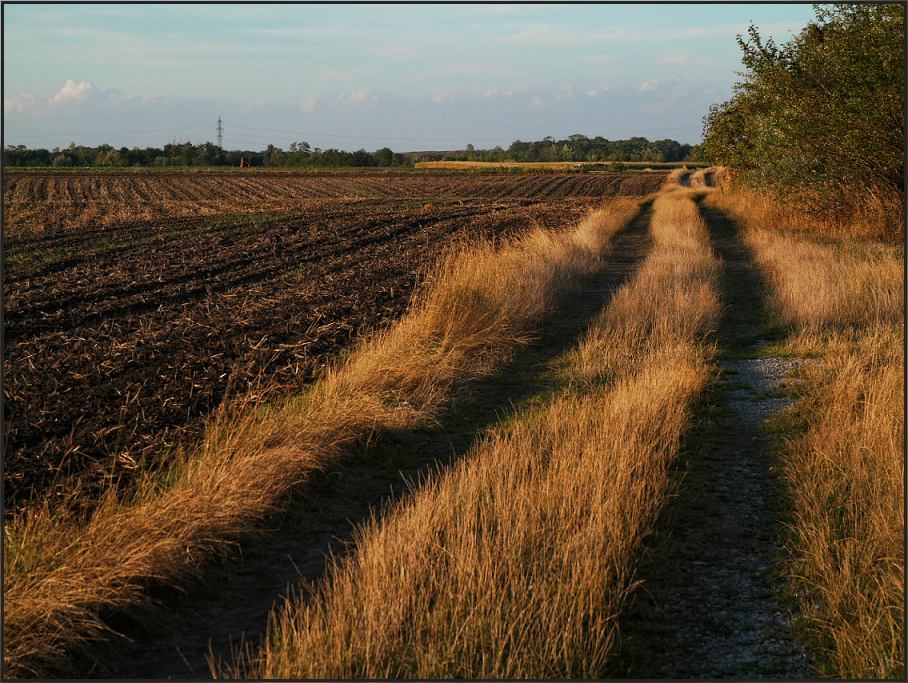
[
  {"left": 711, "top": 177, "right": 902, "bottom": 243},
  {"left": 706, "top": 190, "right": 904, "bottom": 678},
  {"left": 1, "top": 198, "right": 643, "bottom": 678},
  {"left": 230, "top": 187, "right": 720, "bottom": 678}
]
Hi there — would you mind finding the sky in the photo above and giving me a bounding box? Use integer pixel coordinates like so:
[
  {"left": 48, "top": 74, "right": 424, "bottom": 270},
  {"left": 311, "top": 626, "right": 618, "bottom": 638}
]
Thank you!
[{"left": 3, "top": 2, "right": 818, "bottom": 151}]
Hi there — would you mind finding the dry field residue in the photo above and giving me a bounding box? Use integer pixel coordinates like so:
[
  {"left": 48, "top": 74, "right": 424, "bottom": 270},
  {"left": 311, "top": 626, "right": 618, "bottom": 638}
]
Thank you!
[{"left": 2, "top": 171, "right": 666, "bottom": 511}]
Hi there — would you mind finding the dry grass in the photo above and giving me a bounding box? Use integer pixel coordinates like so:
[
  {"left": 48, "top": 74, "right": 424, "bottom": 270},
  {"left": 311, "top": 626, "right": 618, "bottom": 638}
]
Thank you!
[
  {"left": 782, "top": 326, "right": 904, "bottom": 678},
  {"left": 234, "top": 189, "right": 721, "bottom": 678},
  {"left": 663, "top": 167, "right": 721, "bottom": 190},
  {"left": 664, "top": 167, "right": 690, "bottom": 187},
  {"left": 1, "top": 199, "right": 642, "bottom": 678},
  {"left": 707, "top": 190, "right": 904, "bottom": 678},
  {"left": 738, "top": 222, "right": 900, "bottom": 332},
  {"left": 712, "top": 176, "right": 903, "bottom": 243}
]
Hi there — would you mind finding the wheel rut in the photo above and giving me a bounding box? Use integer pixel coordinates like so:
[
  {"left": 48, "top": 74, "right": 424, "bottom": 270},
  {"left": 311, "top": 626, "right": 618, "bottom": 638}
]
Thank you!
[
  {"left": 81, "top": 203, "right": 655, "bottom": 679},
  {"left": 613, "top": 200, "right": 812, "bottom": 678}
]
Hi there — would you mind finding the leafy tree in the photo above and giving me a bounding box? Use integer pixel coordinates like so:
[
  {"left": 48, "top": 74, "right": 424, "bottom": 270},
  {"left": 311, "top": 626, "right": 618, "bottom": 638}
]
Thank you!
[
  {"left": 702, "top": 4, "right": 904, "bottom": 219},
  {"left": 374, "top": 147, "right": 394, "bottom": 166}
]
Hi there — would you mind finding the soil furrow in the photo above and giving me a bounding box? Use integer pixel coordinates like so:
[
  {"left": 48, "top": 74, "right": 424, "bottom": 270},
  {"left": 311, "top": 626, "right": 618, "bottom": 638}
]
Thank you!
[{"left": 3, "top": 195, "right": 602, "bottom": 510}]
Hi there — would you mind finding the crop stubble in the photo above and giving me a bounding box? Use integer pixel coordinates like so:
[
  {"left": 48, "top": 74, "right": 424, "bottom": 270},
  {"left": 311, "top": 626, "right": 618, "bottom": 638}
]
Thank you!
[{"left": 3, "top": 171, "right": 666, "bottom": 511}]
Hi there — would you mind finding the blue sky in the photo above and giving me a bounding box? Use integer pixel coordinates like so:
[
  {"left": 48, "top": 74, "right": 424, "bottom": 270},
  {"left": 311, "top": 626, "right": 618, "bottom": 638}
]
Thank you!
[{"left": 3, "top": 2, "right": 817, "bottom": 151}]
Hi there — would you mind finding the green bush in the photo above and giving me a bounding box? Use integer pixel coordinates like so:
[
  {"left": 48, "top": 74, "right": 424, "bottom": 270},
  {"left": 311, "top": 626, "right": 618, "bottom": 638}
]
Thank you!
[{"left": 703, "top": 4, "right": 904, "bottom": 221}]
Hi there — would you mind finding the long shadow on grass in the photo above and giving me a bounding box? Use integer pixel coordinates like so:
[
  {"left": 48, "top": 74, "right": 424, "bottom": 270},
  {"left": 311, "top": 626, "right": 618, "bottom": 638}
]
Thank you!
[
  {"left": 79, "top": 202, "right": 654, "bottom": 679},
  {"left": 610, "top": 201, "right": 810, "bottom": 678}
]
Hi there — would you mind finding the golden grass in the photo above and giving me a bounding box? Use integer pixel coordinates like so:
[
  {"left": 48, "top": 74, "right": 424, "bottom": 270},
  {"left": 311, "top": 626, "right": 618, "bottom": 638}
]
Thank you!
[
  {"left": 712, "top": 176, "right": 903, "bottom": 243},
  {"left": 234, "top": 189, "right": 721, "bottom": 678},
  {"left": 2, "top": 199, "right": 643, "bottom": 678},
  {"left": 782, "top": 326, "right": 904, "bottom": 678},
  {"left": 664, "top": 167, "right": 690, "bottom": 187},
  {"left": 740, "top": 225, "right": 900, "bottom": 332},
  {"left": 707, "top": 190, "right": 904, "bottom": 678}
]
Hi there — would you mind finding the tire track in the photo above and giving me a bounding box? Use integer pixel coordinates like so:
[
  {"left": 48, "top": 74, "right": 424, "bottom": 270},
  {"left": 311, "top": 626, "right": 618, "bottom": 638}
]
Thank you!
[{"left": 614, "top": 200, "right": 811, "bottom": 678}]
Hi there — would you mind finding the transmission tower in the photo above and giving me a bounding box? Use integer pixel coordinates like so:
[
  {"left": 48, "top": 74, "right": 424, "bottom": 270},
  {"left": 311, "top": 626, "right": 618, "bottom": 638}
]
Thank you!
[{"left": 216, "top": 116, "right": 223, "bottom": 149}]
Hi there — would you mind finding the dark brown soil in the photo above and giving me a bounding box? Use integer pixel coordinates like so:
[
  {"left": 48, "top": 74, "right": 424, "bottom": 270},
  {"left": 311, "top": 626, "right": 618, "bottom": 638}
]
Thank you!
[
  {"left": 5, "top": 191, "right": 628, "bottom": 512},
  {"left": 3, "top": 170, "right": 666, "bottom": 236}
]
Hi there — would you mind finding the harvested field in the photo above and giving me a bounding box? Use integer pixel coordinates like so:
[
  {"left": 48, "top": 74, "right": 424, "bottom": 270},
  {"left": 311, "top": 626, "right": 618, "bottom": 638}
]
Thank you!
[
  {"left": 2, "top": 170, "right": 664, "bottom": 236},
  {"left": 2, "top": 171, "right": 666, "bottom": 512}
]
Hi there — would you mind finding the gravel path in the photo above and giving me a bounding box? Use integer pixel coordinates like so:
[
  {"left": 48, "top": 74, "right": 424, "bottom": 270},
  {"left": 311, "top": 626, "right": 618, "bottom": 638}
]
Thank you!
[{"left": 614, "top": 201, "right": 813, "bottom": 678}]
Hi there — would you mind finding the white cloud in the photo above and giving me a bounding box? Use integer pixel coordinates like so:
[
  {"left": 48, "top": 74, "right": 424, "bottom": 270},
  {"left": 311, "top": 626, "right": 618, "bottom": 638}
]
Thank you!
[
  {"left": 4, "top": 93, "right": 37, "bottom": 113},
  {"left": 556, "top": 84, "right": 576, "bottom": 101},
  {"left": 529, "top": 96, "right": 545, "bottom": 110},
  {"left": 299, "top": 96, "right": 319, "bottom": 113},
  {"left": 501, "top": 22, "right": 800, "bottom": 46},
  {"left": 431, "top": 93, "right": 456, "bottom": 104},
  {"left": 586, "top": 89, "right": 599, "bottom": 98},
  {"left": 638, "top": 77, "right": 681, "bottom": 93},
  {"left": 337, "top": 90, "right": 377, "bottom": 105},
  {"left": 50, "top": 79, "right": 95, "bottom": 104}
]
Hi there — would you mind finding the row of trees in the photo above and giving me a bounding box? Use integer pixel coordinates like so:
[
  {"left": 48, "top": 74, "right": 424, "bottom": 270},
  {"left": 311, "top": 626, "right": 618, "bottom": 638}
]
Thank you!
[
  {"left": 702, "top": 4, "right": 903, "bottom": 225},
  {"left": 3, "top": 135, "right": 702, "bottom": 168},
  {"left": 417, "top": 136, "right": 702, "bottom": 164},
  {"left": 1, "top": 142, "right": 410, "bottom": 168}
]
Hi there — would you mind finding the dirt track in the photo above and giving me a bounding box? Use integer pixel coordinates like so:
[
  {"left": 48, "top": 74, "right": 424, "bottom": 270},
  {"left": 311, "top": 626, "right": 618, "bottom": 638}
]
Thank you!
[{"left": 614, "top": 201, "right": 811, "bottom": 677}]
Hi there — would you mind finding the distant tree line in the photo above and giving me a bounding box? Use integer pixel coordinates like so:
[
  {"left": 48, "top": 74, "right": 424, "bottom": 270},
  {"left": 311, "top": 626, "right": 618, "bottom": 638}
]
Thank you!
[
  {"left": 702, "top": 4, "right": 904, "bottom": 224},
  {"left": 3, "top": 135, "right": 702, "bottom": 168},
  {"left": 410, "top": 135, "right": 702, "bottom": 163},
  {"left": 1, "top": 142, "right": 410, "bottom": 168}
]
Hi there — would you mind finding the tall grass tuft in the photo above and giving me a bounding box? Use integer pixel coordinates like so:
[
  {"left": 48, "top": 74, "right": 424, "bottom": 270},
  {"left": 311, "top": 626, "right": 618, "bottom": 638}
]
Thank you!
[{"left": 713, "top": 176, "right": 903, "bottom": 243}]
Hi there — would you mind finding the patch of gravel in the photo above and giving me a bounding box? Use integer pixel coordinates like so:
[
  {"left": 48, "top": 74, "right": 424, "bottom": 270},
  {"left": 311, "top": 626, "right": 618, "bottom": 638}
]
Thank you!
[
  {"left": 722, "top": 354, "right": 804, "bottom": 418},
  {"left": 617, "top": 344, "right": 816, "bottom": 678}
]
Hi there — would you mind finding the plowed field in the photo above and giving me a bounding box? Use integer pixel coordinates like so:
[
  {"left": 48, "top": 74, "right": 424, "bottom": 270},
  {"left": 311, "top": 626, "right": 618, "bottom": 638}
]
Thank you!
[
  {"left": 3, "top": 170, "right": 662, "bottom": 235},
  {"left": 3, "top": 170, "right": 666, "bottom": 511}
]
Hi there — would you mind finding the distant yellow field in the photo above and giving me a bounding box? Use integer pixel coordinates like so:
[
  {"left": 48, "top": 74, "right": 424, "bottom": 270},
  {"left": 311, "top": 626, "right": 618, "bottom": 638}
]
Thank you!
[{"left": 415, "top": 160, "right": 708, "bottom": 170}]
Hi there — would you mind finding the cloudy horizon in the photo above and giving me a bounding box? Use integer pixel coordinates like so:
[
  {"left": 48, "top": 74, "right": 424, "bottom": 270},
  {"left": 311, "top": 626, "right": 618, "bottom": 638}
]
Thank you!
[{"left": 3, "top": 3, "right": 816, "bottom": 151}]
